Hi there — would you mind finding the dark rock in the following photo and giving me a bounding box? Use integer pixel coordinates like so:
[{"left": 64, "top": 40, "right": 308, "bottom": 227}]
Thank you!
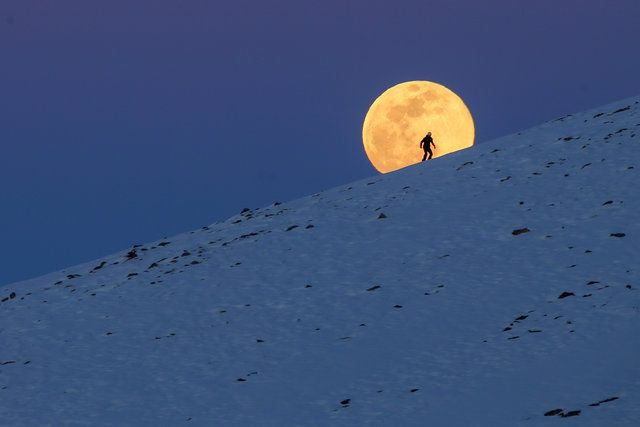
[
  {"left": 558, "top": 291, "right": 575, "bottom": 299},
  {"left": 410, "top": 388, "right": 419, "bottom": 393},
  {"left": 544, "top": 409, "right": 563, "bottom": 416},
  {"left": 9, "top": 292, "right": 16, "bottom": 299},
  {"left": 512, "top": 228, "right": 530, "bottom": 236},
  {"left": 125, "top": 249, "right": 138, "bottom": 260},
  {"left": 340, "top": 399, "right": 351, "bottom": 405},
  {"left": 610, "top": 106, "right": 630, "bottom": 115},
  {"left": 305, "top": 224, "right": 315, "bottom": 229},
  {"left": 610, "top": 233, "right": 626, "bottom": 238},
  {"left": 157, "top": 241, "right": 171, "bottom": 247},
  {"left": 561, "top": 410, "right": 581, "bottom": 418},
  {"left": 91, "top": 261, "right": 107, "bottom": 271},
  {"left": 367, "top": 285, "right": 381, "bottom": 292},
  {"left": 393, "top": 305, "right": 403, "bottom": 308},
  {"left": 378, "top": 213, "right": 387, "bottom": 219},
  {"left": 456, "top": 161, "right": 474, "bottom": 170},
  {"left": 286, "top": 225, "right": 299, "bottom": 231}
]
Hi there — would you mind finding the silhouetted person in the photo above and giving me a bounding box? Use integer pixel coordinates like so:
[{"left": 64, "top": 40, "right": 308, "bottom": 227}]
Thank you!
[{"left": 420, "top": 132, "right": 436, "bottom": 161}]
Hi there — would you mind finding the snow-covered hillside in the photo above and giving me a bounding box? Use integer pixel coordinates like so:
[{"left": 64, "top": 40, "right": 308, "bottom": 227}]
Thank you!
[{"left": 2, "top": 97, "right": 639, "bottom": 426}]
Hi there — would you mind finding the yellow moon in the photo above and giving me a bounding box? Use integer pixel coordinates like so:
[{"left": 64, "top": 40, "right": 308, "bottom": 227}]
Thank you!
[{"left": 362, "top": 81, "right": 475, "bottom": 173}]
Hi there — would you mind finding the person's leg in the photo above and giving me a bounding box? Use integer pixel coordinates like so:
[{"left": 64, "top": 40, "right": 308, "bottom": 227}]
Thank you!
[
  {"left": 427, "top": 149, "right": 433, "bottom": 160},
  {"left": 422, "top": 152, "right": 427, "bottom": 161}
]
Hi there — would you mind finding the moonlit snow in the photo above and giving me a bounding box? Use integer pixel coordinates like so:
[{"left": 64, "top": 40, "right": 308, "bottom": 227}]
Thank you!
[{"left": 1, "top": 97, "right": 639, "bottom": 425}]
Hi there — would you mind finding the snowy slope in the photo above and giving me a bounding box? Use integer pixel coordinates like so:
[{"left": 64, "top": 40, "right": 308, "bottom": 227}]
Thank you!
[{"left": 2, "top": 97, "right": 639, "bottom": 426}]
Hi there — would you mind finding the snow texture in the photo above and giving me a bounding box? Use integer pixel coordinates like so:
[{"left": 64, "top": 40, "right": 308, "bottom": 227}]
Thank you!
[{"left": 2, "top": 96, "right": 640, "bottom": 426}]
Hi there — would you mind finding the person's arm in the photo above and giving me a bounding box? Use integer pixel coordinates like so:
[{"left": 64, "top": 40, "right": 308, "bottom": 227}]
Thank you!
[
  {"left": 420, "top": 140, "right": 423, "bottom": 148},
  {"left": 432, "top": 140, "right": 436, "bottom": 148}
]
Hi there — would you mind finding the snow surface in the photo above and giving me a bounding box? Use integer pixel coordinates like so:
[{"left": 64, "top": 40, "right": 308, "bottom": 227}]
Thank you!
[{"left": 2, "top": 96, "right": 640, "bottom": 426}]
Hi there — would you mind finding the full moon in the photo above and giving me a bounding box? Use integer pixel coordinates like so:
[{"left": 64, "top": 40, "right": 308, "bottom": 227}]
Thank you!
[{"left": 362, "top": 81, "right": 475, "bottom": 173}]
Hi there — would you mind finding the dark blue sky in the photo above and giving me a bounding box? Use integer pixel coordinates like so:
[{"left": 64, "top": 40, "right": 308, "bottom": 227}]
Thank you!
[{"left": 1, "top": 0, "right": 639, "bottom": 286}]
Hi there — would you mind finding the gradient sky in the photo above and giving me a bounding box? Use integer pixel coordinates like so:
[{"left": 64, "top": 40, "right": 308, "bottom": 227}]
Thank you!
[{"left": 1, "top": 0, "right": 639, "bottom": 287}]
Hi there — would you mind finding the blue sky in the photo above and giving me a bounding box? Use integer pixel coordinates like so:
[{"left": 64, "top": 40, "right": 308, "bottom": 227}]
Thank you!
[{"left": 1, "top": 0, "right": 639, "bottom": 286}]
